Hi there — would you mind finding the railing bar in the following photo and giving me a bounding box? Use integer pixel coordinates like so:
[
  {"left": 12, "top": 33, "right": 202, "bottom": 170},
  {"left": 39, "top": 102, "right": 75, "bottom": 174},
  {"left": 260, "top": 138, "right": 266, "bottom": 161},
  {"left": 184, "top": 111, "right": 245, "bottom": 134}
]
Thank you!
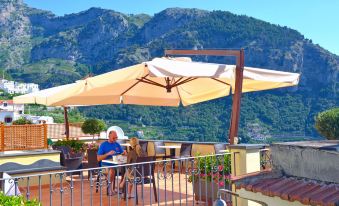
[
  {"left": 185, "top": 159, "right": 188, "bottom": 206},
  {"left": 49, "top": 174, "right": 53, "bottom": 206},
  {"left": 191, "top": 159, "right": 195, "bottom": 206},
  {"left": 70, "top": 174, "right": 74, "bottom": 206},
  {"left": 80, "top": 171, "right": 84, "bottom": 206},
  {"left": 178, "top": 159, "right": 182, "bottom": 206},
  {"left": 38, "top": 175, "right": 42, "bottom": 202},
  {"left": 90, "top": 170, "right": 93, "bottom": 206},
  {"left": 14, "top": 178, "right": 18, "bottom": 196},
  {"left": 99, "top": 170, "right": 103, "bottom": 206},
  {"left": 125, "top": 172, "right": 129, "bottom": 206},
  {"left": 113, "top": 167, "right": 115, "bottom": 206},
  {"left": 222, "top": 154, "right": 226, "bottom": 201},
  {"left": 133, "top": 166, "right": 137, "bottom": 206},
  {"left": 171, "top": 160, "right": 174, "bottom": 206},
  {"left": 198, "top": 157, "right": 202, "bottom": 204},
  {"left": 164, "top": 162, "right": 167, "bottom": 206},
  {"left": 211, "top": 156, "right": 214, "bottom": 204},
  {"left": 205, "top": 156, "right": 208, "bottom": 206},
  {"left": 141, "top": 164, "right": 145, "bottom": 206},
  {"left": 149, "top": 163, "right": 152, "bottom": 205},
  {"left": 59, "top": 173, "right": 63, "bottom": 206},
  {"left": 26, "top": 177, "right": 30, "bottom": 200},
  {"left": 157, "top": 162, "right": 160, "bottom": 206}
]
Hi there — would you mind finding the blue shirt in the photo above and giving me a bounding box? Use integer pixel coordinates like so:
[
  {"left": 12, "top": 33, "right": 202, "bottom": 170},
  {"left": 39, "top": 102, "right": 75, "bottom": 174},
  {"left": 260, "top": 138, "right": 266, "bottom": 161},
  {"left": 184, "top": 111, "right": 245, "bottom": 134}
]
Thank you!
[{"left": 97, "top": 141, "right": 124, "bottom": 160}]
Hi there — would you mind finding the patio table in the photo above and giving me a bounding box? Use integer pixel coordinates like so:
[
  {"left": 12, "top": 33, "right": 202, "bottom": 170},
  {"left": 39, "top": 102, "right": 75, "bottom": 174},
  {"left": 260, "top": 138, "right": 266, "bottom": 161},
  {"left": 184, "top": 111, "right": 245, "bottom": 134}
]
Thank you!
[
  {"left": 120, "top": 143, "right": 130, "bottom": 147},
  {"left": 157, "top": 145, "right": 181, "bottom": 157}
]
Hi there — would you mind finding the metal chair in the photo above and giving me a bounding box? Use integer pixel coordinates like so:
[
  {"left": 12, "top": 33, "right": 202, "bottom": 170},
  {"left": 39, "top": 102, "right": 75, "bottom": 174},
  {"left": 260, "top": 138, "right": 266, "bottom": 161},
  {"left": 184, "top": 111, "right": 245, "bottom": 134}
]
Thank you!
[
  {"left": 174, "top": 143, "right": 193, "bottom": 173},
  {"left": 153, "top": 141, "right": 172, "bottom": 160},
  {"left": 124, "top": 156, "right": 158, "bottom": 204},
  {"left": 139, "top": 141, "right": 148, "bottom": 154}
]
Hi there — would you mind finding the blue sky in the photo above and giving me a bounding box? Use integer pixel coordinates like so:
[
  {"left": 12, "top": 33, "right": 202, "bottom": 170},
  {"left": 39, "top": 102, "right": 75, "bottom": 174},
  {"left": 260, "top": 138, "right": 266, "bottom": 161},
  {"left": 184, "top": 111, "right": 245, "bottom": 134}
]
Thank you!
[{"left": 24, "top": 0, "right": 339, "bottom": 55}]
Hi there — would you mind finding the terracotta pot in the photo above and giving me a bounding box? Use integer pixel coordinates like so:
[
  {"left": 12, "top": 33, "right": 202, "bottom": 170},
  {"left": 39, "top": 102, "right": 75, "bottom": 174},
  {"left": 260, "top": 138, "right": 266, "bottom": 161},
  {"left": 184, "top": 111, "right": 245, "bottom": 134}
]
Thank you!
[{"left": 193, "top": 179, "right": 229, "bottom": 204}]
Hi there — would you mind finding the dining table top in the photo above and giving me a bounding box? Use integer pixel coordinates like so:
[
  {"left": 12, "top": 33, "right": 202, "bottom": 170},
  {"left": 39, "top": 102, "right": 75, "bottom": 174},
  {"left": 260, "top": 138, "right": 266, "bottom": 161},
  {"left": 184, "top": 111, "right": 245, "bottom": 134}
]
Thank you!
[
  {"left": 156, "top": 145, "right": 181, "bottom": 149},
  {"left": 120, "top": 143, "right": 131, "bottom": 147}
]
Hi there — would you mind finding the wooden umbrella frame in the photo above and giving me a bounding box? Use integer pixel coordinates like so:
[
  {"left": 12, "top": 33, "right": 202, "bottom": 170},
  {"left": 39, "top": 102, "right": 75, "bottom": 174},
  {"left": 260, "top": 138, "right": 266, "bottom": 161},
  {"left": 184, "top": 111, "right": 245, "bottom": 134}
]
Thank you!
[
  {"left": 63, "top": 49, "right": 244, "bottom": 144},
  {"left": 164, "top": 49, "right": 245, "bottom": 145}
]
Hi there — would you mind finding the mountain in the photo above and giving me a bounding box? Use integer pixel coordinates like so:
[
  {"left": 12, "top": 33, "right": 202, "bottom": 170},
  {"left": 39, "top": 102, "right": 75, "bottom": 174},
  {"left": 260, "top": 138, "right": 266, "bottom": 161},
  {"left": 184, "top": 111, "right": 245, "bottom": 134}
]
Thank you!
[{"left": 0, "top": 0, "right": 338, "bottom": 142}]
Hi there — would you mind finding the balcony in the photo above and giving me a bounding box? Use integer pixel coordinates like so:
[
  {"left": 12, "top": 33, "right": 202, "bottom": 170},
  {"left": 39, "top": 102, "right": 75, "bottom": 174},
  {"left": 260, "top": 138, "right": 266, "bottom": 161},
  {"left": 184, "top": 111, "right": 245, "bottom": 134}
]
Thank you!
[{"left": 0, "top": 139, "right": 274, "bottom": 206}]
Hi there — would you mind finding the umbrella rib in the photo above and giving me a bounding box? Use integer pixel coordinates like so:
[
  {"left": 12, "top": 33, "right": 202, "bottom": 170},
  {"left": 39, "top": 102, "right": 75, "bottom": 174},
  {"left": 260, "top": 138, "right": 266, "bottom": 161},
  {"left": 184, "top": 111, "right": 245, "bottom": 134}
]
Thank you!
[
  {"left": 211, "top": 78, "right": 231, "bottom": 86},
  {"left": 172, "top": 77, "right": 183, "bottom": 85},
  {"left": 172, "top": 77, "right": 198, "bottom": 87},
  {"left": 137, "top": 77, "right": 166, "bottom": 88},
  {"left": 121, "top": 74, "right": 149, "bottom": 96}
]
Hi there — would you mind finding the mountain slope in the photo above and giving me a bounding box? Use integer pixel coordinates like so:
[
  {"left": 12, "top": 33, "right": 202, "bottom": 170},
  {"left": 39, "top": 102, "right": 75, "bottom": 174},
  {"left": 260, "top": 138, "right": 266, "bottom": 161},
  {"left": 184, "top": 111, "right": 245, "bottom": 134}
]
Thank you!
[{"left": 0, "top": 0, "right": 338, "bottom": 141}]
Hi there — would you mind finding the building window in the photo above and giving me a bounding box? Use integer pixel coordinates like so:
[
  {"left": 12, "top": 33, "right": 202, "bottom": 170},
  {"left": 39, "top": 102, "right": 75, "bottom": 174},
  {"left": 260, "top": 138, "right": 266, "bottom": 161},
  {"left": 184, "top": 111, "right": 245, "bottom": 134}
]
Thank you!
[
  {"left": 4, "top": 102, "right": 7, "bottom": 107},
  {"left": 4, "top": 117, "right": 12, "bottom": 123},
  {"left": 19, "top": 110, "right": 23, "bottom": 114}
]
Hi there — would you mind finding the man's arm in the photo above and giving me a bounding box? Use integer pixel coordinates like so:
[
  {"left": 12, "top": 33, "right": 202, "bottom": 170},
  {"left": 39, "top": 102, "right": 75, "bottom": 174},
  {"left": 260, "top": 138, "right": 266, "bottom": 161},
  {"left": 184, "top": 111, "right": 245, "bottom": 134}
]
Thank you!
[{"left": 97, "top": 150, "right": 115, "bottom": 162}]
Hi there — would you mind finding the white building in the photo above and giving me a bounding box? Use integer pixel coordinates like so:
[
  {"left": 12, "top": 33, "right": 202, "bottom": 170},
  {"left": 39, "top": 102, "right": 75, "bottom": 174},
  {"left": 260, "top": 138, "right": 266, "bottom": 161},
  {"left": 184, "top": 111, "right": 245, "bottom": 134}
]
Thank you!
[
  {"left": 0, "top": 79, "right": 39, "bottom": 94},
  {"left": 0, "top": 100, "right": 24, "bottom": 124},
  {"left": 23, "top": 115, "right": 54, "bottom": 124}
]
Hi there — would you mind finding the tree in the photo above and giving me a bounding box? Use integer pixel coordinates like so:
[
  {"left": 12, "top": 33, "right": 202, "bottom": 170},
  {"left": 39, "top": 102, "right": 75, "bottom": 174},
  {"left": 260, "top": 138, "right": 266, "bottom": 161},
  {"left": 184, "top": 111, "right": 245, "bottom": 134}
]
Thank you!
[
  {"left": 81, "top": 118, "right": 106, "bottom": 142},
  {"left": 315, "top": 108, "right": 339, "bottom": 140}
]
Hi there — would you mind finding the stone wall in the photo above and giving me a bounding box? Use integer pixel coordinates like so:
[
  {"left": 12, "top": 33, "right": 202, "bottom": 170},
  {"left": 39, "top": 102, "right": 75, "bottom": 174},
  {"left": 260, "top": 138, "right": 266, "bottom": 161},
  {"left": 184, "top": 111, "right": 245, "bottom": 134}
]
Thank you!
[{"left": 270, "top": 141, "right": 339, "bottom": 183}]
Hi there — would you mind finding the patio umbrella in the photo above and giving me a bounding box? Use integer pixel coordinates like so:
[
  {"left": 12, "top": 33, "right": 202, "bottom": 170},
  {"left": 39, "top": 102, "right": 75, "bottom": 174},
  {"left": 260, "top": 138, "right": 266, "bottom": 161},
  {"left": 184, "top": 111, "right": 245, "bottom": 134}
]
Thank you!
[
  {"left": 14, "top": 55, "right": 300, "bottom": 143},
  {"left": 43, "top": 57, "right": 300, "bottom": 107},
  {"left": 13, "top": 81, "right": 87, "bottom": 106}
]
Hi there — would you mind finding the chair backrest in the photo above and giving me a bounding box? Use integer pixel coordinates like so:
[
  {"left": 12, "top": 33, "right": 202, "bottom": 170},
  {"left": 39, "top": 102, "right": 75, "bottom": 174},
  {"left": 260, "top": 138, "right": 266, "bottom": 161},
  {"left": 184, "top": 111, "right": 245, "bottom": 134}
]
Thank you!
[
  {"left": 139, "top": 141, "right": 148, "bottom": 154},
  {"left": 153, "top": 141, "right": 165, "bottom": 155},
  {"left": 87, "top": 149, "right": 99, "bottom": 168},
  {"left": 180, "top": 143, "right": 192, "bottom": 157},
  {"left": 53, "top": 145, "right": 72, "bottom": 166},
  {"left": 214, "top": 143, "right": 228, "bottom": 154},
  {"left": 135, "top": 156, "right": 155, "bottom": 178}
]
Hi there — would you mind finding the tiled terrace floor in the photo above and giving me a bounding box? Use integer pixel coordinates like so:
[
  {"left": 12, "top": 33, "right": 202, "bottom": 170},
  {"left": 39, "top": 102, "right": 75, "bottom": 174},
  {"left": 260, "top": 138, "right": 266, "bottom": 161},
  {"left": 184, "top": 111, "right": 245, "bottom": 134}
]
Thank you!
[{"left": 19, "top": 172, "right": 221, "bottom": 206}]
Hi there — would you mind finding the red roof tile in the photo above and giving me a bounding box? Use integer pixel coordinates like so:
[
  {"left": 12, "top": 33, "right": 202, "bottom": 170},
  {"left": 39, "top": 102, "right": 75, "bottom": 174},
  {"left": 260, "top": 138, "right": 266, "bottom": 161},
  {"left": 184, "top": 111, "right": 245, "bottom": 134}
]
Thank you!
[
  {"left": 0, "top": 100, "right": 13, "bottom": 104},
  {"left": 236, "top": 176, "right": 339, "bottom": 206}
]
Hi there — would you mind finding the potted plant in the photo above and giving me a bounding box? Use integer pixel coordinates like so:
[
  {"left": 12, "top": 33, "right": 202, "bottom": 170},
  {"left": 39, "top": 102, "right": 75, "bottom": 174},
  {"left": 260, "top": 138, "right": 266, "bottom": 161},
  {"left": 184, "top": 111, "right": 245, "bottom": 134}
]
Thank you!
[
  {"left": 188, "top": 154, "right": 231, "bottom": 203},
  {"left": 0, "top": 191, "right": 41, "bottom": 206},
  {"left": 81, "top": 118, "right": 106, "bottom": 143}
]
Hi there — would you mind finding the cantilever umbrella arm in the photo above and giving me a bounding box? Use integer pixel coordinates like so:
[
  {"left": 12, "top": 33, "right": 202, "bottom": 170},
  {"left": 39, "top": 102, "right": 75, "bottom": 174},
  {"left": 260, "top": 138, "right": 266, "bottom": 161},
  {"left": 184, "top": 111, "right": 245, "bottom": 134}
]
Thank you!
[
  {"left": 63, "top": 106, "right": 70, "bottom": 140},
  {"left": 164, "top": 49, "right": 245, "bottom": 145}
]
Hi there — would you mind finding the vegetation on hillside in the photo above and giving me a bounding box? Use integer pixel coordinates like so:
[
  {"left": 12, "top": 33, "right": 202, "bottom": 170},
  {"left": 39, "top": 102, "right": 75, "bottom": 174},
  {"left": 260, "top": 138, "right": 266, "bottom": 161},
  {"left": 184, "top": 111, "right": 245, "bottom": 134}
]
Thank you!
[{"left": 1, "top": 4, "right": 338, "bottom": 143}]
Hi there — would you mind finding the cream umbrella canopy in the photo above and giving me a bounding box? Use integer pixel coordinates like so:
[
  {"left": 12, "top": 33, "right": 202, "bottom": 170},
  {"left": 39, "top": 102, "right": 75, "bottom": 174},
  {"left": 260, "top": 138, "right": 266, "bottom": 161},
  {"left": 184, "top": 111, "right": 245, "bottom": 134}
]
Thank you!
[
  {"left": 47, "top": 57, "right": 300, "bottom": 107},
  {"left": 14, "top": 55, "right": 300, "bottom": 143}
]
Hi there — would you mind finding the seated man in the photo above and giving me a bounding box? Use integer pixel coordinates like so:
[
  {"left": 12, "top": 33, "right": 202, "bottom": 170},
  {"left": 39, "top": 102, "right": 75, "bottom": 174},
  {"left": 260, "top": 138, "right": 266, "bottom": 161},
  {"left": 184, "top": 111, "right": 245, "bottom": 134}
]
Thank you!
[{"left": 97, "top": 130, "right": 127, "bottom": 193}]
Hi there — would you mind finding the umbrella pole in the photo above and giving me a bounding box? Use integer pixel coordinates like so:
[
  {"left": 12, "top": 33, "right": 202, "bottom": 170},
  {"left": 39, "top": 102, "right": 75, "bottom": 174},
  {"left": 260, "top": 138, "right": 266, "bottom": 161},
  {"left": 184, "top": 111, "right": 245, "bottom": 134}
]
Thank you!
[
  {"left": 228, "top": 49, "right": 244, "bottom": 144},
  {"left": 63, "top": 106, "right": 70, "bottom": 140}
]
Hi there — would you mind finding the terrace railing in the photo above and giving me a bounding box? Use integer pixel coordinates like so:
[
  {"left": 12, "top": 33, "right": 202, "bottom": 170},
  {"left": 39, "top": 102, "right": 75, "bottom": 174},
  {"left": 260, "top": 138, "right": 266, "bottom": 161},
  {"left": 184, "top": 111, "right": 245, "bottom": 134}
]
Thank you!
[
  {"left": 0, "top": 123, "right": 47, "bottom": 152},
  {"left": 0, "top": 153, "right": 232, "bottom": 206}
]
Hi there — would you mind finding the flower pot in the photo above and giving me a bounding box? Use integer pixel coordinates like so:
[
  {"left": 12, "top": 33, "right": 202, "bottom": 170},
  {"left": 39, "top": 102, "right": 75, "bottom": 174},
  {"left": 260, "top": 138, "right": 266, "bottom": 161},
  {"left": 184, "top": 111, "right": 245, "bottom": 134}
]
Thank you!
[{"left": 193, "top": 179, "right": 229, "bottom": 204}]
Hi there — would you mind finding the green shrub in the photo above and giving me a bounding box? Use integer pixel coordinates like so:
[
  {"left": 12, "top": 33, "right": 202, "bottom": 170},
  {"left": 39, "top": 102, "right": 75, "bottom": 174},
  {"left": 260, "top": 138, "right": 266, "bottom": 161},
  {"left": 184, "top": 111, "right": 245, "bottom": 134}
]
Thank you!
[
  {"left": 12, "top": 118, "right": 32, "bottom": 125},
  {"left": 53, "top": 139, "right": 84, "bottom": 153},
  {"left": 0, "top": 192, "right": 41, "bottom": 206},
  {"left": 315, "top": 108, "right": 339, "bottom": 140}
]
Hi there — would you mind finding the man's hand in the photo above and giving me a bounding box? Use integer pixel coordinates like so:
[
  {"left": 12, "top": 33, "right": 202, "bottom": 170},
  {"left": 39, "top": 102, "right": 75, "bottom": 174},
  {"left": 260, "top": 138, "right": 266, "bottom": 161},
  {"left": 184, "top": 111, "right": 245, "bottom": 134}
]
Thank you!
[
  {"left": 122, "top": 150, "right": 127, "bottom": 155},
  {"left": 107, "top": 150, "right": 115, "bottom": 156}
]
